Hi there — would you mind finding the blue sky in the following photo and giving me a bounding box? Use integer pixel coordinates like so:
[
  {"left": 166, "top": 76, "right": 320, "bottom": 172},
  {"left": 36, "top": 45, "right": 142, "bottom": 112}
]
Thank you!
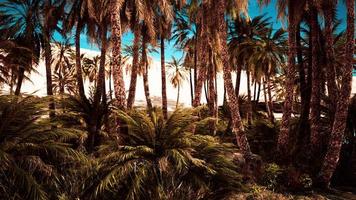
[{"left": 54, "top": 0, "right": 348, "bottom": 61}]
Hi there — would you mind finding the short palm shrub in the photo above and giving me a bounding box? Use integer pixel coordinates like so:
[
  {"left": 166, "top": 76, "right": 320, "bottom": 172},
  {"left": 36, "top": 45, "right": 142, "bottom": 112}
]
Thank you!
[
  {"left": 82, "top": 108, "right": 244, "bottom": 200},
  {"left": 0, "top": 95, "right": 84, "bottom": 200}
]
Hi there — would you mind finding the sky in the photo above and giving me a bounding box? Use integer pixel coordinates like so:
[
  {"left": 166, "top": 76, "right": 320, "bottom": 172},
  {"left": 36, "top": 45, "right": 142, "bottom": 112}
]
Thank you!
[{"left": 52, "top": 0, "right": 348, "bottom": 62}]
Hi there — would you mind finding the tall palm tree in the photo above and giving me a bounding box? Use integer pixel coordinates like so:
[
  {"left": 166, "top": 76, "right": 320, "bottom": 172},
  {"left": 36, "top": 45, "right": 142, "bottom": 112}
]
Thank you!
[
  {"left": 141, "top": 29, "right": 154, "bottom": 111},
  {"left": 158, "top": 18, "right": 172, "bottom": 119},
  {"left": 126, "top": 23, "right": 142, "bottom": 109},
  {"left": 214, "top": 0, "right": 250, "bottom": 152},
  {"left": 172, "top": 10, "right": 198, "bottom": 106},
  {"left": 0, "top": 0, "right": 42, "bottom": 95},
  {"left": 309, "top": 1, "right": 322, "bottom": 154},
  {"left": 110, "top": 0, "right": 126, "bottom": 109},
  {"left": 322, "top": 0, "right": 338, "bottom": 136},
  {"left": 167, "top": 56, "right": 188, "bottom": 108},
  {"left": 229, "top": 15, "right": 271, "bottom": 125},
  {"left": 64, "top": 0, "right": 94, "bottom": 102},
  {"left": 319, "top": 0, "right": 354, "bottom": 187},
  {"left": 83, "top": 55, "right": 100, "bottom": 84},
  {"left": 51, "top": 41, "right": 77, "bottom": 95},
  {"left": 259, "top": 0, "right": 307, "bottom": 157},
  {"left": 40, "top": 0, "right": 66, "bottom": 118},
  {"left": 247, "top": 28, "right": 287, "bottom": 123}
]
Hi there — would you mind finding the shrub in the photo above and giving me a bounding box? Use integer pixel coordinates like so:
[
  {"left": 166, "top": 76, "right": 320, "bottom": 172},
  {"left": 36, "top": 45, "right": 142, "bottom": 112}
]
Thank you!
[{"left": 82, "top": 108, "right": 245, "bottom": 200}]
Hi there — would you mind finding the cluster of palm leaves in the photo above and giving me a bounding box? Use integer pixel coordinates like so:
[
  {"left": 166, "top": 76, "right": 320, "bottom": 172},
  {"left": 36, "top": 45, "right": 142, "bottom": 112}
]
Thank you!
[
  {"left": 82, "top": 108, "right": 243, "bottom": 200},
  {"left": 0, "top": 95, "right": 85, "bottom": 199},
  {"left": 0, "top": 94, "right": 246, "bottom": 199}
]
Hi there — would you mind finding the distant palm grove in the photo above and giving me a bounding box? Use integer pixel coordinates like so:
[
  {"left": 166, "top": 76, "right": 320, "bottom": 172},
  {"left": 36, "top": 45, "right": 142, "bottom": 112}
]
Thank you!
[{"left": 0, "top": 0, "right": 355, "bottom": 199}]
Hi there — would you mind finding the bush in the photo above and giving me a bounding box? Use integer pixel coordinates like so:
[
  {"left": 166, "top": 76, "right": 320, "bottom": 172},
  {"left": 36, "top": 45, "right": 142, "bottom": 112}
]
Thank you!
[{"left": 82, "top": 108, "right": 245, "bottom": 200}]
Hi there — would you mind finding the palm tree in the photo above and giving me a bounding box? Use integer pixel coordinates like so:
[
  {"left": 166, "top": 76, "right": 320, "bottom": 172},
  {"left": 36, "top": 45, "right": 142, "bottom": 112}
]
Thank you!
[
  {"left": 41, "top": 0, "right": 66, "bottom": 118},
  {"left": 64, "top": 0, "right": 97, "bottom": 103},
  {"left": 213, "top": 0, "right": 251, "bottom": 152},
  {"left": 322, "top": 0, "right": 338, "bottom": 139},
  {"left": 0, "top": 95, "right": 84, "bottom": 199},
  {"left": 309, "top": 1, "right": 322, "bottom": 155},
  {"left": 259, "top": 0, "right": 307, "bottom": 157},
  {"left": 0, "top": 0, "right": 42, "bottom": 95},
  {"left": 51, "top": 40, "right": 77, "bottom": 95},
  {"left": 247, "top": 28, "right": 287, "bottom": 123},
  {"left": 141, "top": 29, "right": 154, "bottom": 111},
  {"left": 158, "top": 18, "right": 172, "bottom": 119},
  {"left": 319, "top": 0, "right": 354, "bottom": 187},
  {"left": 126, "top": 23, "right": 141, "bottom": 109},
  {"left": 229, "top": 15, "right": 271, "bottom": 125},
  {"left": 83, "top": 55, "right": 100, "bottom": 84},
  {"left": 167, "top": 56, "right": 188, "bottom": 108},
  {"left": 82, "top": 108, "right": 243, "bottom": 200},
  {"left": 110, "top": 0, "right": 126, "bottom": 109},
  {"left": 172, "top": 9, "right": 198, "bottom": 106},
  {"left": 0, "top": 40, "right": 36, "bottom": 95}
]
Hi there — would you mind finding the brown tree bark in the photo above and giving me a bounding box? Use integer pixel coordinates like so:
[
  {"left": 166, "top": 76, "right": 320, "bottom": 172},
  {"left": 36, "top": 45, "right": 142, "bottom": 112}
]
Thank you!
[
  {"left": 278, "top": 1, "right": 297, "bottom": 157},
  {"left": 266, "top": 74, "right": 275, "bottom": 123},
  {"left": 235, "top": 65, "right": 242, "bottom": 98},
  {"left": 93, "top": 25, "right": 107, "bottom": 107},
  {"left": 216, "top": 0, "right": 250, "bottom": 152},
  {"left": 44, "top": 31, "right": 55, "bottom": 119},
  {"left": 141, "top": 34, "right": 153, "bottom": 111},
  {"left": 263, "top": 78, "right": 273, "bottom": 124},
  {"left": 110, "top": 0, "right": 126, "bottom": 110},
  {"left": 127, "top": 25, "right": 141, "bottom": 109},
  {"left": 161, "top": 37, "right": 168, "bottom": 119},
  {"left": 319, "top": 0, "right": 354, "bottom": 187},
  {"left": 192, "top": 15, "right": 207, "bottom": 107},
  {"left": 309, "top": 6, "right": 322, "bottom": 153},
  {"left": 324, "top": 0, "right": 338, "bottom": 128},
  {"left": 246, "top": 67, "right": 253, "bottom": 125},
  {"left": 75, "top": 18, "right": 86, "bottom": 101},
  {"left": 14, "top": 67, "right": 25, "bottom": 95},
  {"left": 297, "top": 22, "right": 311, "bottom": 145},
  {"left": 208, "top": 48, "right": 217, "bottom": 133}
]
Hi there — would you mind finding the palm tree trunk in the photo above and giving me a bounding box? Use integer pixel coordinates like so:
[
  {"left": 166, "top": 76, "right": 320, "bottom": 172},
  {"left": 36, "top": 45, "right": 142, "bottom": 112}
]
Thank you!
[
  {"left": 127, "top": 25, "right": 141, "bottom": 109},
  {"left": 204, "top": 76, "right": 209, "bottom": 104},
  {"left": 176, "top": 83, "right": 180, "bottom": 109},
  {"left": 109, "top": 65, "right": 113, "bottom": 101},
  {"left": 208, "top": 49, "right": 217, "bottom": 133},
  {"left": 319, "top": 0, "right": 354, "bottom": 187},
  {"left": 256, "top": 82, "right": 261, "bottom": 104},
  {"left": 263, "top": 78, "right": 273, "bottom": 123},
  {"left": 297, "top": 22, "right": 310, "bottom": 145},
  {"left": 9, "top": 69, "right": 15, "bottom": 95},
  {"left": 94, "top": 25, "right": 107, "bottom": 107},
  {"left": 189, "top": 65, "right": 194, "bottom": 106},
  {"left": 194, "top": 26, "right": 199, "bottom": 90},
  {"left": 110, "top": 0, "right": 126, "bottom": 109},
  {"left": 253, "top": 81, "right": 257, "bottom": 102},
  {"left": 141, "top": 35, "right": 153, "bottom": 111},
  {"left": 246, "top": 67, "right": 253, "bottom": 125},
  {"left": 325, "top": 1, "right": 338, "bottom": 130},
  {"left": 266, "top": 74, "right": 274, "bottom": 123},
  {"left": 310, "top": 6, "right": 322, "bottom": 154},
  {"left": 75, "top": 19, "right": 86, "bottom": 101},
  {"left": 14, "top": 67, "right": 25, "bottom": 95},
  {"left": 235, "top": 65, "right": 241, "bottom": 98},
  {"left": 192, "top": 19, "right": 207, "bottom": 107},
  {"left": 44, "top": 31, "right": 55, "bottom": 119},
  {"left": 161, "top": 37, "right": 168, "bottom": 119},
  {"left": 216, "top": 0, "right": 250, "bottom": 153},
  {"left": 278, "top": 1, "right": 297, "bottom": 157}
]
